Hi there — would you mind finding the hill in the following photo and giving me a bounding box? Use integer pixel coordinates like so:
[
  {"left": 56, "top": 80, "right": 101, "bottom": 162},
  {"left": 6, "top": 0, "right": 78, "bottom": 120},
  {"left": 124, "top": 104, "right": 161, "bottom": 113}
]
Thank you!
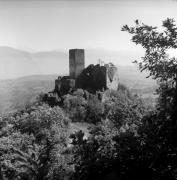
[
  {"left": 0, "top": 46, "right": 157, "bottom": 113},
  {"left": 0, "top": 66, "right": 157, "bottom": 114},
  {"left": 0, "top": 75, "right": 57, "bottom": 114}
]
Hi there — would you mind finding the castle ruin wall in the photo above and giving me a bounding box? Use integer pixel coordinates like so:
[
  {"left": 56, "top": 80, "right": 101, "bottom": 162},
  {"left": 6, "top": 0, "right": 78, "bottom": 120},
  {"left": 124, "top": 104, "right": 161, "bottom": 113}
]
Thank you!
[{"left": 69, "top": 49, "right": 85, "bottom": 79}]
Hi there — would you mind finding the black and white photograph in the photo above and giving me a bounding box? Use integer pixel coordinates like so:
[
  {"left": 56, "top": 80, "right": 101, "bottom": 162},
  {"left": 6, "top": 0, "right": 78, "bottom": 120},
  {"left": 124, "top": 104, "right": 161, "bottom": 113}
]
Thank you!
[{"left": 0, "top": 0, "right": 177, "bottom": 179}]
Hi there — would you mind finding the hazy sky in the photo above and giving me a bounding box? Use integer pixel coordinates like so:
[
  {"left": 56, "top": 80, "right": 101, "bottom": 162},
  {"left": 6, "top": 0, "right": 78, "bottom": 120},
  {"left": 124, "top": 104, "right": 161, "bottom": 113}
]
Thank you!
[{"left": 0, "top": 0, "right": 177, "bottom": 52}]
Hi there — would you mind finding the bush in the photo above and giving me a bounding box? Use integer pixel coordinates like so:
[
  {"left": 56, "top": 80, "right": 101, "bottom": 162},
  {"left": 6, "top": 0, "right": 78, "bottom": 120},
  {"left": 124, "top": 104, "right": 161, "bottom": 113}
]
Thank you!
[
  {"left": 85, "top": 95, "right": 104, "bottom": 123},
  {"left": 63, "top": 93, "right": 87, "bottom": 122},
  {"left": 0, "top": 104, "right": 72, "bottom": 180}
]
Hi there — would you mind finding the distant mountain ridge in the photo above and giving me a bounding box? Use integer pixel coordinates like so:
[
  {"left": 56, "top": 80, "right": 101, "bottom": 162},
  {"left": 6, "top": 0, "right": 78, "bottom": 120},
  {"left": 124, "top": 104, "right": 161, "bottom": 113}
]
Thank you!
[
  {"left": 0, "top": 46, "right": 68, "bottom": 79},
  {"left": 0, "top": 46, "right": 144, "bottom": 80},
  {"left": 0, "top": 46, "right": 157, "bottom": 114}
]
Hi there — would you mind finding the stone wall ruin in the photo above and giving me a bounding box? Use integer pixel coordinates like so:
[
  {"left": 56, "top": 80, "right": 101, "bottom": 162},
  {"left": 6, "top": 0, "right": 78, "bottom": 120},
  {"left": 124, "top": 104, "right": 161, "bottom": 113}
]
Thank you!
[
  {"left": 53, "top": 49, "right": 119, "bottom": 96},
  {"left": 69, "top": 49, "right": 85, "bottom": 79}
]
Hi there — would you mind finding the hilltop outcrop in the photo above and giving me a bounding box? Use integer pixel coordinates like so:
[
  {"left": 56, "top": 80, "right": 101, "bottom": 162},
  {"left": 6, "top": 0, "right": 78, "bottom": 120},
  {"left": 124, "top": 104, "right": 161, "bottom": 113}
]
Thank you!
[{"left": 43, "top": 49, "right": 119, "bottom": 105}]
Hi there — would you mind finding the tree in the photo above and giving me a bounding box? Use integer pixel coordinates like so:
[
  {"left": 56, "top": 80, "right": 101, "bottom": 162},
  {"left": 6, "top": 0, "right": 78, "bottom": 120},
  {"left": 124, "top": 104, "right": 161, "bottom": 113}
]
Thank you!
[
  {"left": 70, "top": 19, "right": 177, "bottom": 180},
  {"left": 70, "top": 88, "right": 148, "bottom": 180},
  {"left": 122, "top": 18, "right": 177, "bottom": 180},
  {"left": 0, "top": 105, "right": 71, "bottom": 180},
  {"left": 63, "top": 91, "right": 87, "bottom": 122},
  {"left": 62, "top": 89, "right": 104, "bottom": 123},
  {"left": 122, "top": 18, "right": 177, "bottom": 118}
]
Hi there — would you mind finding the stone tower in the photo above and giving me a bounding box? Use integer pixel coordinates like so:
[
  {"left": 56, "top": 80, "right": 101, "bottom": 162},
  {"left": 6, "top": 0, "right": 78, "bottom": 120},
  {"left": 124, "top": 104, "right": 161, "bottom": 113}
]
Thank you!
[{"left": 69, "top": 49, "right": 85, "bottom": 79}]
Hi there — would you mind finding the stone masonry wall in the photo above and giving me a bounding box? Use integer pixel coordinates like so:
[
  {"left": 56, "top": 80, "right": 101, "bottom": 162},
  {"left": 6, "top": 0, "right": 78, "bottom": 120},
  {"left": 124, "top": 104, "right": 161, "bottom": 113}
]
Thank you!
[
  {"left": 76, "top": 64, "right": 118, "bottom": 93},
  {"left": 106, "top": 65, "right": 119, "bottom": 90},
  {"left": 53, "top": 50, "right": 118, "bottom": 97},
  {"left": 55, "top": 76, "right": 75, "bottom": 96},
  {"left": 69, "top": 49, "right": 85, "bottom": 79}
]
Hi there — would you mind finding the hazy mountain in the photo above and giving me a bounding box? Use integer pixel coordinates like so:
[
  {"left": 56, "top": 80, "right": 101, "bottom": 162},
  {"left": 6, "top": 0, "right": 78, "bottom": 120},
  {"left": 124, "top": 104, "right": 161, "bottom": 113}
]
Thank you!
[
  {"left": 85, "top": 49, "right": 144, "bottom": 66},
  {"left": 0, "top": 46, "right": 68, "bottom": 79},
  {"left": 0, "top": 46, "right": 157, "bottom": 114},
  {"left": 0, "top": 46, "right": 144, "bottom": 80},
  {"left": 0, "top": 47, "right": 37, "bottom": 79}
]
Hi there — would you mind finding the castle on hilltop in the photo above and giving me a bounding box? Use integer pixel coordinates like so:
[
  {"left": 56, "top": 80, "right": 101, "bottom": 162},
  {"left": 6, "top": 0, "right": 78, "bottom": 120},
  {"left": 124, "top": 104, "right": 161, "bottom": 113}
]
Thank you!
[{"left": 54, "top": 49, "right": 119, "bottom": 96}]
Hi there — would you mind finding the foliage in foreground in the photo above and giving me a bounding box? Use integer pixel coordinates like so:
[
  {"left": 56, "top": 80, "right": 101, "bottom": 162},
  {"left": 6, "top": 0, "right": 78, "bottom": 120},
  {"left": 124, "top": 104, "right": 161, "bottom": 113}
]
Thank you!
[
  {"left": 2, "top": 18, "right": 177, "bottom": 180},
  {"left": 0, "top": 104, "right": 71, "bottom": 180},
  {"left": 0, "top": 83, "right": 146, "bottom": 180},
  {"left": 70, "top": 18, "right": 177, "bottom": 180}
]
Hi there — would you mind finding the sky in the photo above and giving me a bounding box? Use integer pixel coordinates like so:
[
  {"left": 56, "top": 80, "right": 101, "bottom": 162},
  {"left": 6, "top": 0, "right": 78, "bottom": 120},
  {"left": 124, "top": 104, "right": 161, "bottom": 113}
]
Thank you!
[
  {"left": 0, "top": 0, "right": 177, "bottom": 52},
  {"left": 0, "top": 0, "right": 177, "bottom": 79}
]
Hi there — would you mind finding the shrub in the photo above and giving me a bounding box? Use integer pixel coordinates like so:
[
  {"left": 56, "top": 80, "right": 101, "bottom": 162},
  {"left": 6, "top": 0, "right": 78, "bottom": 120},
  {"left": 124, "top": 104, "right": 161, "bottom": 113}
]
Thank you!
[{"left": 0, "top": 104, "right": 72, "bottom": 180}]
